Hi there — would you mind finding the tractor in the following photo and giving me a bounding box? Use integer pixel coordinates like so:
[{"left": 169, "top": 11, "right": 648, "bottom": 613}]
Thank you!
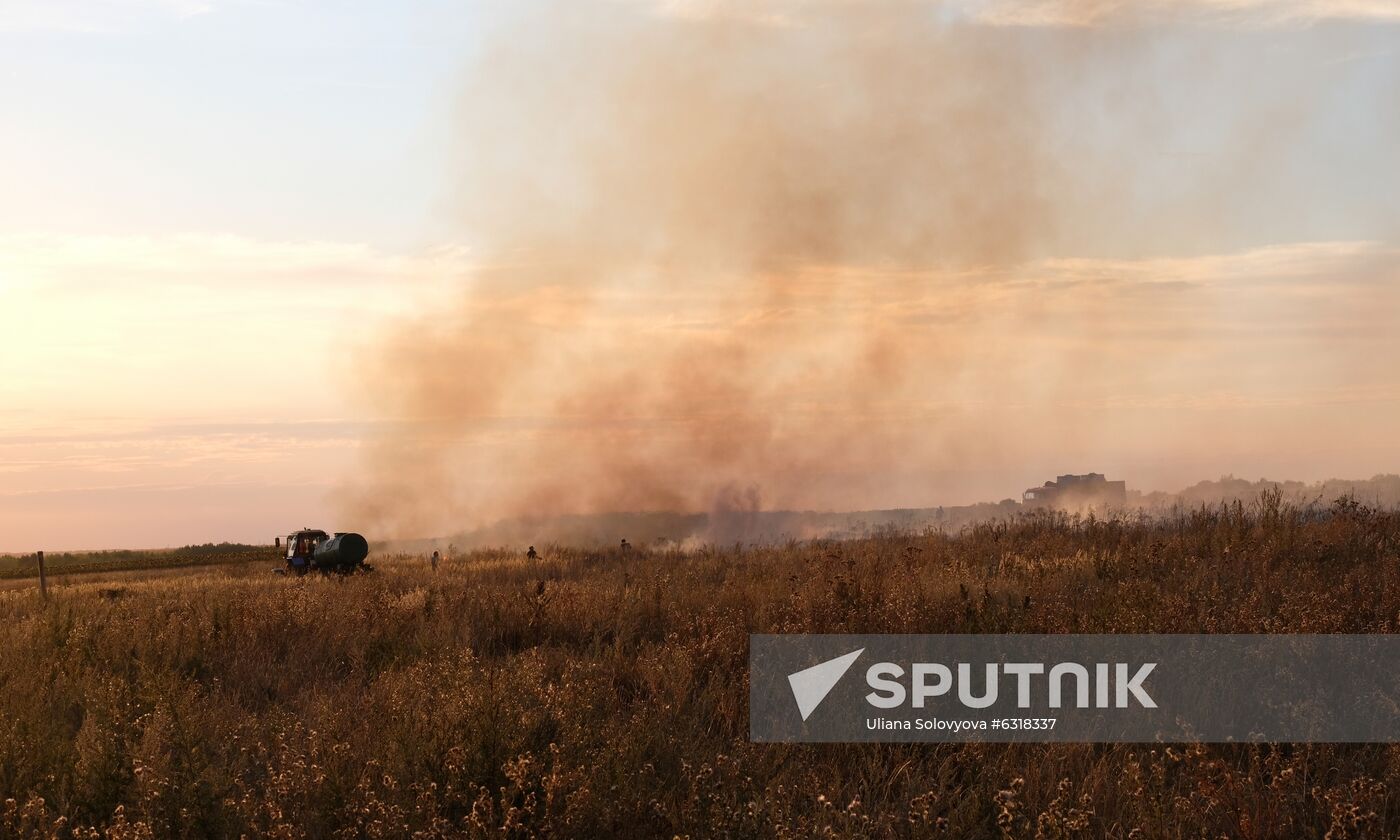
[{"left": 277, "top": 528, "right": 372, "bottom": 575}]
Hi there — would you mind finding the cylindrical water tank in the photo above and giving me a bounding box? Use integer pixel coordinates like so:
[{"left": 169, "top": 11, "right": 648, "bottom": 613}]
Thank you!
[{"left": 313, "top": 532, "right": 369, "bottom": 568}]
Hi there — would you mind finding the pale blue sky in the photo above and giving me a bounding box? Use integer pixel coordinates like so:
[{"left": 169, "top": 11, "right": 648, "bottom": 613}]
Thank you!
[
  {"left": 1, "top": 0, "right": 1398, "bottom": 549},
  {"left": 6, "top": 2, "right": 1397, "bottom": 253},
  {"left": 0, "top": 0, "right": 492, "bottom": 248}
]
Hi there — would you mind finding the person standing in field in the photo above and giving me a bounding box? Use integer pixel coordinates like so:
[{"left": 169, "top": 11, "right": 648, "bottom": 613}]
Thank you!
[
  {"left": 527, "top": 545, "right": 538, "bottom": 561},
  {"left": 430, "top": 550, "right": 440, "bottom": 571}
]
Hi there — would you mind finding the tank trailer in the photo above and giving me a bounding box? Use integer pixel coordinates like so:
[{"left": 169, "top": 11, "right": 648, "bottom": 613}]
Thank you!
[{"left": 277, "top": 528, "right": 372, "bottom": 575}]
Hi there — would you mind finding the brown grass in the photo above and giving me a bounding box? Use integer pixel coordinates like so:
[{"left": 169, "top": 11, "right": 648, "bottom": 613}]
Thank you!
[
  {"left": 0, "top": 544, "right": 270, "bottom": 582},
  {"left": 2, "top": 491, "right": 1399, "bottom": 838}
]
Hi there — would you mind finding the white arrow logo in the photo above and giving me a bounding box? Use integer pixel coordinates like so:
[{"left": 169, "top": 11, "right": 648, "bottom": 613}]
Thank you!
[{"left": 788, "top": 648, "right": 864, "bottom": 721}]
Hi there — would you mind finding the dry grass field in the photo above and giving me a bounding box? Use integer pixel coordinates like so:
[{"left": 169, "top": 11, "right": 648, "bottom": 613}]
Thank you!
[
  {"left": 3, "top": 492, "right": 1400, "bottom": 838},
  {"left": 0, "top": 545, "right": 271, "bottom": 586}
]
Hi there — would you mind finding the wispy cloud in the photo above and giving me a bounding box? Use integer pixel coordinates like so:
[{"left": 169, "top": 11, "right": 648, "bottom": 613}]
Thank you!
[
  {"left": 649, "top": 0, "right": 1400, "bottom": 28},
  {"left": 1031, "top": 241, "right": 1394, "bottom": 287},
  {"left": 966, "top": 0, "right": 1400, "bottom": 27},
  {"left": 0, "top": 419, "right": 370, "bottom": 449},
  {"left": 0, "top": 233, "right": 473, "bottom": 292}
]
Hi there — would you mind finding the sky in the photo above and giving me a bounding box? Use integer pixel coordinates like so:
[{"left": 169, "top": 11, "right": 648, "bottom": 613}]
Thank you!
[{"left": 1, "top": 0, "right": 1398, "bottom": 550}]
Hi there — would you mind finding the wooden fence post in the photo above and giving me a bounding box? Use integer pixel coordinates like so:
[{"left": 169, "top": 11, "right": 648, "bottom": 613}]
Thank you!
[{"left": 37, "top": 550, "right": 47, "bottom": 599}]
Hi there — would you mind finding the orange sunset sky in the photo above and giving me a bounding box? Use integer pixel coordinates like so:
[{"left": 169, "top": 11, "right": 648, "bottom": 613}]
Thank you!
[{"left": 2, "top": 0, "right": 1398, "bottom": 550}]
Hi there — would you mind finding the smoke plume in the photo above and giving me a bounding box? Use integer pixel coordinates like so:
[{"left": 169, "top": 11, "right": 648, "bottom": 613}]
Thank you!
[{"left": 342, "top": 1, "right": 1399, "bottom": 539}]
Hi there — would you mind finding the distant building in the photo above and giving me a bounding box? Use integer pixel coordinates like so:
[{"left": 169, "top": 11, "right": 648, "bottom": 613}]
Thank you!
[{"left": 1023, "top": 473, "right": 1127, "bottom": 511}]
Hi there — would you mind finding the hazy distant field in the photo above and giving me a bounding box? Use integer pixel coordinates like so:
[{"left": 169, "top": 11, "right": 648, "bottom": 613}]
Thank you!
[
  {"left": 2, "top": 494, "right": 1399, "bottom": 838},
  {"left": 0, "top": 544, "right": 272, "bottom": 587}
]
